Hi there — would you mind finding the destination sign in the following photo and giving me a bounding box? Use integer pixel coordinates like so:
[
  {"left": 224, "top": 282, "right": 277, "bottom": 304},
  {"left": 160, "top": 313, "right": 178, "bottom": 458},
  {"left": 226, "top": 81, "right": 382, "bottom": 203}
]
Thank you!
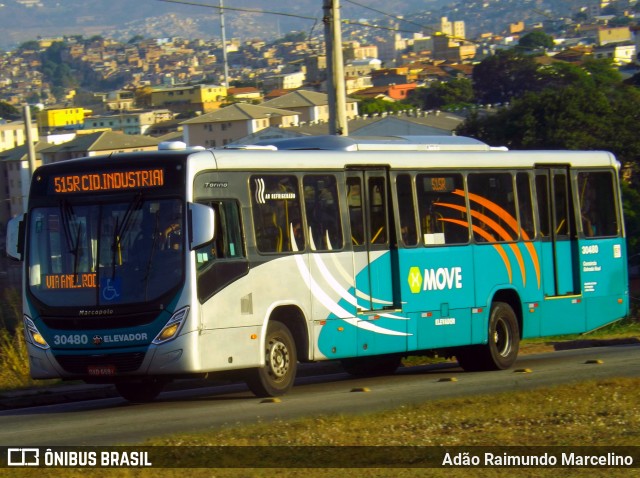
[
  {"left": 44, "top": 273, "right": 97, "bottom": 290},
  {"left": 52, "top": 169, "right": 164, "bottom": 194},
  {"left": 423, "top": 176, "right": 456, "bottom": 193}
]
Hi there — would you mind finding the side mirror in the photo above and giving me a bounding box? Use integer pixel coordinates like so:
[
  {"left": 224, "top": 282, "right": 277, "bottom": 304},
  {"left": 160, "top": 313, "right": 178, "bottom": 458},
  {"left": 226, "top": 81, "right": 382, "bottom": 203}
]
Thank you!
[
  {"left": 189, "top": 203, "right": 215, "bottom": 250},
  {"left": 6, "top": 214, "right": 25, "bottom": 261}
]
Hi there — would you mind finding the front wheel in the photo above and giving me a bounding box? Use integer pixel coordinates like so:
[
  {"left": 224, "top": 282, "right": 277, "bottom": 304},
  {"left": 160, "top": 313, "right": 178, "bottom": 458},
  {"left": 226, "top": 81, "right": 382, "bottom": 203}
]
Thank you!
[
  {"left": 456, "top": 301, "right": 520, "bottom": 372},
  {"left": 246, "top": 321, "right": 297, "bottom": 397}
]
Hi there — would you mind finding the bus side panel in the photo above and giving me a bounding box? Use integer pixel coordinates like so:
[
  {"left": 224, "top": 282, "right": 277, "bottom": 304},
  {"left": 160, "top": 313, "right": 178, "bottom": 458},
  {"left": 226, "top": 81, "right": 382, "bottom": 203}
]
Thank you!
[
  {"left": 580, "top": 238, "right": 629, "bottom": 330},
  {"left": 534, "top": 239, "right": 586, "bottom": 336},
  {"left": 398, "top": 246, "right": 474, "bottom": 349},
  {"left": 539, "top": 298, "right": 586, "bottom": 336},
  {"left": 198, "top": 256, "right": 311, "bottom": 370},
  {"left": 310, "top": 250, "right": 359, "bottom": 360},
  {"left": 355, "top": 251, "right": 407, "bottom": 356}
]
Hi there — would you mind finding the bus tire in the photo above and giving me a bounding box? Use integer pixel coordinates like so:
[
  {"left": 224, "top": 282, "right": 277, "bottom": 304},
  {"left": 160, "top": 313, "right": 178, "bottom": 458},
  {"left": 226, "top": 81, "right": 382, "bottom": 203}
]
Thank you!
[
  {"left": 341, "top": 355, "right": 401, "bottom": 376},
  {"left": 246, "top": 321, "right": 297, "bottom": 397},
  {"left": 115, "top": 378, "right": 166, "bottom": 403},
  {"left": 456, "top": 301, "right": 520, "bottom": 372}
]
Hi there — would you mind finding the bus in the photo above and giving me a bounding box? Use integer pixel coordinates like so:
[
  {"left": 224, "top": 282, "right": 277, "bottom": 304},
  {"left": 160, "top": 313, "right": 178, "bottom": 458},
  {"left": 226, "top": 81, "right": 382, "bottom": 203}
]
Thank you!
[{"left": 6, "top": 135, "right": 629, "bottom": 402}]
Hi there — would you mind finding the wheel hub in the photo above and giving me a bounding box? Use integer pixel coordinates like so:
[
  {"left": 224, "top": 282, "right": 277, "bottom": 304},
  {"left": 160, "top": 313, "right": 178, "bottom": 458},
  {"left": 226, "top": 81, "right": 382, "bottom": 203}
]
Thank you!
[
  {"left": 494, "top": 317, "right": 511, "bottom": 357},
  {"left": 267, "top": 340, "right": 289, "bottom": 379}
]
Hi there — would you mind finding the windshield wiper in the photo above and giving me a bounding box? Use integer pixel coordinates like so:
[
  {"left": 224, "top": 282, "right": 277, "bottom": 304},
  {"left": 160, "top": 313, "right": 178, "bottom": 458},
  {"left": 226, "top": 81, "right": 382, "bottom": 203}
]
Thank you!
[
  {"left": 110, "top": 193, "right": 143, "bottom": 278},
  {"left": 59, "top": 200, "right": 82, "bottom": 280}
]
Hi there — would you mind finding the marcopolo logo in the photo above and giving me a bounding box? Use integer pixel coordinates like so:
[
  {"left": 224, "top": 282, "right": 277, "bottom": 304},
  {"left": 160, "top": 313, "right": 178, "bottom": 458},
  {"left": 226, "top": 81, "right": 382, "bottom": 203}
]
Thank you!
[{"left": 408, "top": 266, "right": 463, "bottom": 293}]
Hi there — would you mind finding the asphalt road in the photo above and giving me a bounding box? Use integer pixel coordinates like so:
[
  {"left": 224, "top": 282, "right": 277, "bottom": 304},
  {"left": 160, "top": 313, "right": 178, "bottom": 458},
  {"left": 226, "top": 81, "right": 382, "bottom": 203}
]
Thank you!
[{"left": 1, "top": 343, "right": 639, "bottom": 446}]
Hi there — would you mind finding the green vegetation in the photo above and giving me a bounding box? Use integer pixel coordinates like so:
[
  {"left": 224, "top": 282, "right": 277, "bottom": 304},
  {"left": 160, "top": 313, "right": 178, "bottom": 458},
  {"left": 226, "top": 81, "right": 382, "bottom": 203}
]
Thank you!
[
  {"left": 0, "top": 100, "right": 20, "bottom": 120},
  {"left": 0, "top": 288, "right": 37, "bottom": 389}
]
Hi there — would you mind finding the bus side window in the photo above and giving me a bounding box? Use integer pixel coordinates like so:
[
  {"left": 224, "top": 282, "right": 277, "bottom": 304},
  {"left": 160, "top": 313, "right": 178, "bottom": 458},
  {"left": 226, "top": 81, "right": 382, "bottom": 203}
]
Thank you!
[
  {"left": 368, "top": 176, "right": 387, "bottom": 245},
  {"left": 250, "top": 175, "right": 304, "bottom": 253},
  {"left": 516, "top": 172, "right": 535, "bottom": 240},
  {"left": 467, "top": 172, "right": 517, "bottom": 243},
  {"left": 195, "top": 200, "right": 245, "bottom": 269},
  {"left": 303, "top": 175, "right": 343, "bottom": 251},
  {"left": 535, "top": 174, "right": 551, "bottom": 237},
  {"left": 578, "top": 171, "right": 618, "bottom": 238},
  {"left": 347, "top": 177, "right": 364, "bottom": 246},
  {"left": 396, "top": 174, "right": 417, "bottom": 246},
  {"left": 417, "top": 173, "right": 468, "bottom": 245}
]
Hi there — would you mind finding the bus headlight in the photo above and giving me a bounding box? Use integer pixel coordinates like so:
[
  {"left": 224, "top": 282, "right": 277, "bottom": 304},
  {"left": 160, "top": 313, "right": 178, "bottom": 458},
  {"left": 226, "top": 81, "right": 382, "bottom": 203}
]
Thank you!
[
  {"left": 153, "top": 306, "right": 189, "bottom": 345},
  {"left": 24, "top": 316, "right": 50, "bottom": 350}
]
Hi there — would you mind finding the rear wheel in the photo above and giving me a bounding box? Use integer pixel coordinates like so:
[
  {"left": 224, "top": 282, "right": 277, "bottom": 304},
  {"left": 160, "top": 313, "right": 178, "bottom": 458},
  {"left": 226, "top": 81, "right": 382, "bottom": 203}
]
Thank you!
[
  {"left": 456, "top": 301, "right": 520, "bottom": 372},
  {"left": 115, "top": 378, "right": 167, "bottom": 403},
  {"left": 246, "top": 321, "right": 297, "bottom": 397}
]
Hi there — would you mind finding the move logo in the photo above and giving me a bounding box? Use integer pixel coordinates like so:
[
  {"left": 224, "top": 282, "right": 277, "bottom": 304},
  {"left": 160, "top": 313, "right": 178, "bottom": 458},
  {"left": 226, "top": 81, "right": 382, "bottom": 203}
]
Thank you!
[{"left": 408, "top": 266, "right": 463, "bottom": 293}]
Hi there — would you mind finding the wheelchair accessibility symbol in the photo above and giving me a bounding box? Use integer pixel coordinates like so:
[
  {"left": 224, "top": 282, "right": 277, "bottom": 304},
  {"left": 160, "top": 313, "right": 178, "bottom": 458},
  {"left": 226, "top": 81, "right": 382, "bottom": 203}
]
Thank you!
[{"left": 102, "top": 278, "right": 122, "bottom": 302}]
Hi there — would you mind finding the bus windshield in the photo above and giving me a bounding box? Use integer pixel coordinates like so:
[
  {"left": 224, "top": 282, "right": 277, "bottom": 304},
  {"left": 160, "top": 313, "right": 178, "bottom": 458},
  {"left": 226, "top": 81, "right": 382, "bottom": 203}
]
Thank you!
[{"left": 27, "top": 197, "right": 184, "bottom": 307}]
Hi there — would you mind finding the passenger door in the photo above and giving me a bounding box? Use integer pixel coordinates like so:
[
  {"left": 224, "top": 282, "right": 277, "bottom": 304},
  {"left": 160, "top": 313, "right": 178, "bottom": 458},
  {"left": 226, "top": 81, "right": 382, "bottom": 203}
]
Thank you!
[{"left": 345, "top": 169, "right": 400, "bottom": 312}]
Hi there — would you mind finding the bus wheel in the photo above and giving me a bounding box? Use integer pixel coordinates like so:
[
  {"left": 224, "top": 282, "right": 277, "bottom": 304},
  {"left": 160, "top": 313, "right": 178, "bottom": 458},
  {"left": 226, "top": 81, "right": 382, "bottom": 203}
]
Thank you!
[
  {"left": 341, "top": 355, "right": 401, "bottom": 376},
  {"left": 246, "top": 321, "right": 297, "bottom": 397},
  {"left": 456, "top": 301, "right": 520, "bottom": 372},
  {"left": 115, "top": 378, "right": 167, "bottom": 403}
]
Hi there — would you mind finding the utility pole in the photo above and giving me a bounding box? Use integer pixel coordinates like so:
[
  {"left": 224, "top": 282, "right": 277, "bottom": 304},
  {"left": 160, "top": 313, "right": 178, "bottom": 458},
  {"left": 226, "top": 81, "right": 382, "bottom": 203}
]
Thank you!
[
  {"left": 22, "top": 105, "right": 37, "bottom": 212},
  {"left": 323, "top": 0, "right": 348, "bottom": 135},
  {"left": 219, "top": 0, "right": 230, "bottom": 87}
]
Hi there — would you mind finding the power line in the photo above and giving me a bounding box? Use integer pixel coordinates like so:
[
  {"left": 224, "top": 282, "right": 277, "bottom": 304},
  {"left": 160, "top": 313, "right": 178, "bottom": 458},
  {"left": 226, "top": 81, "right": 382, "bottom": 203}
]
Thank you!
[
  {"left": 342, "top": 0, "right": 479, "bottom": 44},
  {"left": 343, "top": 0, "right": 432, "bottom": 32},
  {"left": 156, "top": 0, "right": 319, "bottom": 21},
  {"left": 156, "top": 0, "right": 432, "bottom": 38}
]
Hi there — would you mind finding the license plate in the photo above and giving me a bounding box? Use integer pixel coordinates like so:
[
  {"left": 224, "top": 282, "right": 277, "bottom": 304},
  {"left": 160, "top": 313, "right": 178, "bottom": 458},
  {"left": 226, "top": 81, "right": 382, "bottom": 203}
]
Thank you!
[{"left": 87, "top": 365, "right": 116, "bottom": 376}]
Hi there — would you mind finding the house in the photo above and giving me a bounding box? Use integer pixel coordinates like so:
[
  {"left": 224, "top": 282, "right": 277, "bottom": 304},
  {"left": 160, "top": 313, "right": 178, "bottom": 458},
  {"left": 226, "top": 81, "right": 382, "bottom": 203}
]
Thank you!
[
  {"left": 351, "top": 83, "right": 417, "bottom": 101},
  {"left": 180, "top": 103, "right": 300, "bottom": 148},
  {"left": 226, "top": 87, "right": 263, "bottom": 103},
  {"left": 262, "top": 71, "right": 306, "bottom": 91},
  {"left": 36, "top": 107, "right": 89, "bottom": 135},
  {"left": 262, "top": 90, "right": 359, "bottom": 124},
  {"left": 83, "top": 109, "right": 176, "bottom": 135},
  {"left": 0, "top": 141, "right": 48, "bottom": 222},
  {"left": 0, "top": 120, "right": 39, "bottom": 153},
  {"left": 39, "top": 131, "right": 161, "bottom": 164},
  {"left": 150, "top": 84, "right": 228, "bottom": 114}
]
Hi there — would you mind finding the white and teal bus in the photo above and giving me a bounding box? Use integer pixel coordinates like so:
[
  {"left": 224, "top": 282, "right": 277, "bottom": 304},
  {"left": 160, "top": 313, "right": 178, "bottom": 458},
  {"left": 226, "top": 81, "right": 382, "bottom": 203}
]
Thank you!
[{"left": 6, "top": 136, "right": 629, "bottom": 401}]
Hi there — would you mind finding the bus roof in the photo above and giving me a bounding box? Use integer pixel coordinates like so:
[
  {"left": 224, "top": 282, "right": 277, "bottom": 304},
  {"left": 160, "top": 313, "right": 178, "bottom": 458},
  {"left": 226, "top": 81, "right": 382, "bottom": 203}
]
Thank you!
[{"left": 251, "top": 135, "right": 495, "bottom": 151}]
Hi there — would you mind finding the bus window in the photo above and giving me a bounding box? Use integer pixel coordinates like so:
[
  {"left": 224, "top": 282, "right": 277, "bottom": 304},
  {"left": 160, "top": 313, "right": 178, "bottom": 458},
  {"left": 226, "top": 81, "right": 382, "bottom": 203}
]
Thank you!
[
  {"left": 196, "top": 200, "right": 245, "bottom": 270},
  {"left": 516, "top": 172, "right": 535, "bottom": 240},
  {"left": 303, "top": 175, "right": 343, "bottom": 251},
  {"left": 417, "top": 173, "right": 468, "bottom": 245},
  {"left": 553, "top": 173, "right": 571, "bottom": 237},
  {"left": 368, "top": 176, "right": 387, "bottom": 245},
  {"left": 535, "top": 174, "right": 551, "bottom": 237},
  {"left": 347, "top": 177, "right": 364, "bottom": 246},
  {"left": 250, "top": 175, "right": 304, "bottom": 253},
  {"left": 468, "top": 172, "right": 517, "bottom": 243},
  {"left": 396, "top": 174, "right": 417, "bottom": 246},
  {"left": 578, "top": 171, "right": 618, "bottom": 237}
]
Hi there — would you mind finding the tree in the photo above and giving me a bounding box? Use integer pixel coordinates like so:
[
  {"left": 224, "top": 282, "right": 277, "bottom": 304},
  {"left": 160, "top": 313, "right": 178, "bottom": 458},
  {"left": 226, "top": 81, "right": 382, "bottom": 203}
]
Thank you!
[
  {"left": 0, "top": 101, "right": 20, "bottom": 120},
  {"left": 354, "top": 97, "right": 411, "bottom": 115},
  {"left": 472, "top": 50, "right": 541, "bottom": 105},
  {"left": 518, "top": 31, "right": 555, "bottom": 52},
  {"left": 459, "top": 57, "right": 640, "bottom": 158},
  {"left": 412, "top": 79, "right": 474, "bottom": 110}
]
